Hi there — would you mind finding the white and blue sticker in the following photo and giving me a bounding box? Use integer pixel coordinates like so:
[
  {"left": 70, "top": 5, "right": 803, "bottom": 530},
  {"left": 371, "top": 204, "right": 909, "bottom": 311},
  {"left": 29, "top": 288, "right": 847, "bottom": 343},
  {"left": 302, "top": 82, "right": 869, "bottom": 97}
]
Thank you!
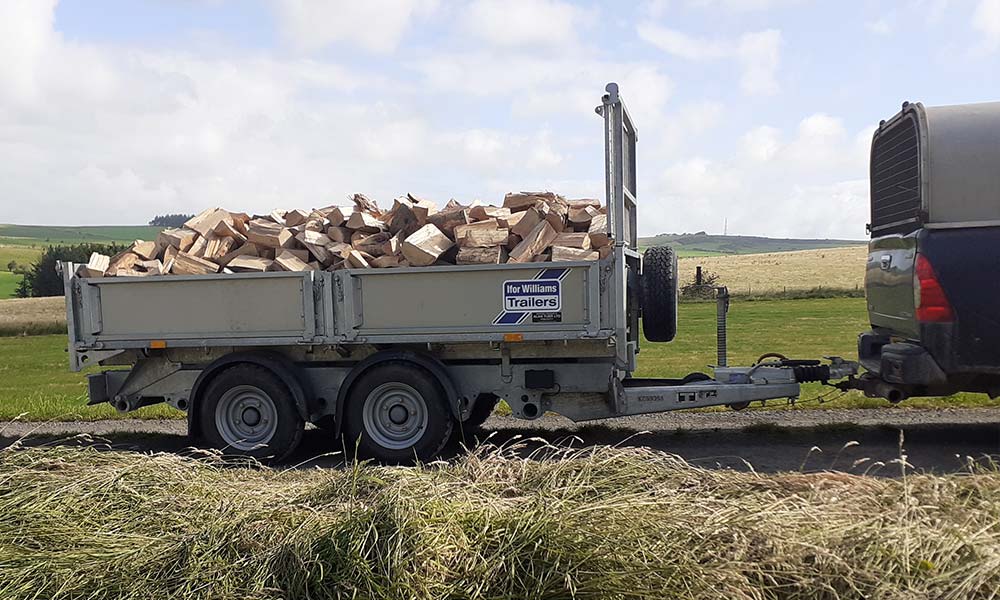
[{"left": 493, "top": 267, "right": 569, "bottom": 325}]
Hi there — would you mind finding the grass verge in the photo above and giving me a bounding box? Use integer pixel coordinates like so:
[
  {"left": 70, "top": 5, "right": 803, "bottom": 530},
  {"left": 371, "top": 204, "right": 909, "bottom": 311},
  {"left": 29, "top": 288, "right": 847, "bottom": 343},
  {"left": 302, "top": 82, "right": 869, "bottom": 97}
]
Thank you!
[{"left": 0, "top": 443, "right": 997, "bottom": 599}]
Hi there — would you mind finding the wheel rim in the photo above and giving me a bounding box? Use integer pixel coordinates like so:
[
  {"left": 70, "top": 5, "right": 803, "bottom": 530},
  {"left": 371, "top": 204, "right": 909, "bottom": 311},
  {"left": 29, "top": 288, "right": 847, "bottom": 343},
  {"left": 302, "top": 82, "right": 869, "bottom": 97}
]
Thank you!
[
  {"left": 362, "top": 382, "right": 429, "bottom": 450},
  {"left": 215, "top": 385, "right": 278, "bottom": 451}
]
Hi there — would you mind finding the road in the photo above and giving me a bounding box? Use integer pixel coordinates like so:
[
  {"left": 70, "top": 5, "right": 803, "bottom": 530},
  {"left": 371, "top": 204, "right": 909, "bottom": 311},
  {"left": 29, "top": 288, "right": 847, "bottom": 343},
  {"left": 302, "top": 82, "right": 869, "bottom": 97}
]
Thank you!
[{"left": 2, "top": 407, "right": 998, "bottom": 475}]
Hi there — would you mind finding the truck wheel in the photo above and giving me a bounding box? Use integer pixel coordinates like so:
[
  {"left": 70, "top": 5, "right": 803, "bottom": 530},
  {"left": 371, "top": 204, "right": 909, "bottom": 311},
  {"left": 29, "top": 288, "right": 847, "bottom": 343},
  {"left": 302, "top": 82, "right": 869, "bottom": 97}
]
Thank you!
[
  {"left": 641, "top": 245, "right": 678, "bottom": 342},
  {"left": 199, "top": 365, "right": 304, "bottom": 462},
  {"left": 343, "top": 362, "right": 454, "bottom": 464}
]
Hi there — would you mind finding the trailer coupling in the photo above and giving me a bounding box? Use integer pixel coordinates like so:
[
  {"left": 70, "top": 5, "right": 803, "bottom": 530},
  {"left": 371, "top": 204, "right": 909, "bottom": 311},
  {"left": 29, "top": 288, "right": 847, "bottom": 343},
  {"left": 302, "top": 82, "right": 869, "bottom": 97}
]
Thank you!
[{"left": 604, "top": 357, "right": 860, "bottom": 418}]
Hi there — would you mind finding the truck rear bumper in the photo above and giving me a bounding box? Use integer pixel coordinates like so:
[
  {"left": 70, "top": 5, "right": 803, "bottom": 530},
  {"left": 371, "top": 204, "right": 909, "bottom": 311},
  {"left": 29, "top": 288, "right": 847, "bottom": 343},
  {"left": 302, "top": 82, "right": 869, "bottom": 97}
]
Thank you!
[{"left": 858, "top": 332, "right": 948, "bottom": 385}]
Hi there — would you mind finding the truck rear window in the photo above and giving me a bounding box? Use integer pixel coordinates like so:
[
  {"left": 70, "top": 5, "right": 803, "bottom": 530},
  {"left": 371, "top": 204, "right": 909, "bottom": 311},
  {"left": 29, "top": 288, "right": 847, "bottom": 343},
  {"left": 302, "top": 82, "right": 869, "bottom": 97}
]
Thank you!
[{"left": 870, "top": 114, "right": 921, "bottom": 236}]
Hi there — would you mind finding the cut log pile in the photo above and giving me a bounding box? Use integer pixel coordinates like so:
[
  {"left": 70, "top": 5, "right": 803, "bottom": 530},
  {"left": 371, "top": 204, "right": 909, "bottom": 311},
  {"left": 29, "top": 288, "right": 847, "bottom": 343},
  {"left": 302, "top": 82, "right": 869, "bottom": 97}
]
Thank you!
[{"left": 79, "top": 192, "right": 612, "bottom": 278}]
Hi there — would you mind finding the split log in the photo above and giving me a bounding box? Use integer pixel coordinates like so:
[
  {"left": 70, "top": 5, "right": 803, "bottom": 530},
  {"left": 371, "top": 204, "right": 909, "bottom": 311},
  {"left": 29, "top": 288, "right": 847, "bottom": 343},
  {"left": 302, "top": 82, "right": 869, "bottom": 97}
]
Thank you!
[
  {"left": 588, "top": 214, "right": 611, "bottom": 248},
  {"left": 137, "top": 259, "right": 165, "bottom": 275},
  {"left": 185, "top": 208, "right": 234, "bottom": 237},
  {"left": 456, "top": 246, "right": 507, "bottom": 265},
  {"left": 553, "top": 232, "right": 591, "bottom": 250},
  {"left": 346, "top": 250, "right": 371, "bottom": 269},
  {"left": 212, "top": 220, "right": 248, "bottom": 242},
  {"left": 551, "top": 246, "right": 599, "bottom": 262},
  {"left": 217, "top": 242, "right": 259, "bottom": 267},
  {"left": 568, "top": 205, "right": 599, "bottom": 228},
  {"left": 158, "top": 228, "right": 199, "bottom": 253},
  {"left": 458, "top": 227, "right": 509, "bottom": 248},
  {"left": 382, "top": 232, "right": 404, "bottom": 256},
  {"left": 274, "top": 250, "right": 314, "bottom": 272},
  {"left": 353, "top": 232, "right": 391, "bottom": 257},
  {"left": 407, "top": 194, "right": 437, "bottom": 225},
  {"left": 508, "top": 221, "right": 558, "bottom": 263},
  {"left": 427, "top": 206, "right": 470, "bottom": 238},
  {"left": 171, "top": 252, "right": 219, "bottom": 275},
  {"left": 388, "top": 200, "right": 420, "bottom": 237},
  {"left": 228, "top": 255, "right": 273, "bottom": 272},
  {"left": 453, "top": 219, "right": 498, "bottom": 241},
  {"left": 469, "top": 205, "right": 511, "bottom": 222},
  {"left": 352, "top": 193, "right": 382, "bottom": 216},
  {"left": 108, "top": 251, "right": 140, "bottom": 274},
  {"left": 188, "top": 235, "right": 208, "bottom": 258},
  {"left": 371, "top": 254, "right": 404, "bottom": 268},
  {"left": 296, "top": 230, "right": 333, "bottom": 264},
  {"left": 322, "top": 207, "right": 348, "bottom": 228},
  {"left": 247, "top": 221, "right": 295, "bottom": 248},
  {"left": 283, "top": 208, "right": 310, "bottom": 227},
  {"left": 402, "top": 224, "right": 453, "bottom": 266},
  {"left": 346, "top": 211, "right": 385, "bottom": 233},
  {"left": 132, "top": 240, "right": 158, "bottom": 260},
  {"left": 326, "top": 226, "right": 352, "bottom": 243},
  {"left": 510, "top": 208, "right": 542, "bottom": 238}
]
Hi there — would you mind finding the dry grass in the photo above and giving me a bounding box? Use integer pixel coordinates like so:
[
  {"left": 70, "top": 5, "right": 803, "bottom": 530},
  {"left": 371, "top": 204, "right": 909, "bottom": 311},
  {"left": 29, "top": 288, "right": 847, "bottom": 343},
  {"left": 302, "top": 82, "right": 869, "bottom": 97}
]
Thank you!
[
  {"left": 0, "top": 442, "right": 997, "bottom": 599},
  {"left": 0, "top": 297, "right": 66, "bottom": 336},
  {"left": 679, "top": 246, "right": 867, "bottom": 294}
]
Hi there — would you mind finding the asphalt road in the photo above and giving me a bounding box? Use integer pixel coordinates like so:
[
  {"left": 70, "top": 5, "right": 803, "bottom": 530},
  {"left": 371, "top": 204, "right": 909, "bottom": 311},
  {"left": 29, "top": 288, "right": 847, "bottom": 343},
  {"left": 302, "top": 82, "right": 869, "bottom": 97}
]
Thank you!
[{"left": 2, "top": 407, "right": 999, "bottom": 475}]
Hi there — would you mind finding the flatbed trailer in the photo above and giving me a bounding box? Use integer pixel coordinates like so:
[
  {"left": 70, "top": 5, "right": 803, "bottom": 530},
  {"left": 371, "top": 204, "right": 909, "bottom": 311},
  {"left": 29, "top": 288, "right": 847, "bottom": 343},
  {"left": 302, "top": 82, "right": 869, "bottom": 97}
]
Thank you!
[{"left": 62, "top": 83, "right": 858, "bottom": 462}]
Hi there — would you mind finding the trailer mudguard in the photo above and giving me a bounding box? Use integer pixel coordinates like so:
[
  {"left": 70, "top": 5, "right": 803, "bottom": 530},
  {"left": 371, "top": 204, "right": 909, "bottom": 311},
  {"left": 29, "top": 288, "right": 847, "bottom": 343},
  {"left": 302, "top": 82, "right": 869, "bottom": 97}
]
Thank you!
[
  {"left": 187, "top": 350, "right": 313, "bottom": 439},
  {"left": 333, "top": 350, "right": 462, "bottom": 437}
]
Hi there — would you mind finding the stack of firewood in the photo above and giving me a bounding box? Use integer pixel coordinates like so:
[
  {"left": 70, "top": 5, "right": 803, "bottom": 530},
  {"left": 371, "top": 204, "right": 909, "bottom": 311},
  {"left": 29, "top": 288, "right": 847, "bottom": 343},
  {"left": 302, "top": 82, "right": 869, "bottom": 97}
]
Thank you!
[{"left": 78, "top": 192, "right": 612, "bottom": 278}]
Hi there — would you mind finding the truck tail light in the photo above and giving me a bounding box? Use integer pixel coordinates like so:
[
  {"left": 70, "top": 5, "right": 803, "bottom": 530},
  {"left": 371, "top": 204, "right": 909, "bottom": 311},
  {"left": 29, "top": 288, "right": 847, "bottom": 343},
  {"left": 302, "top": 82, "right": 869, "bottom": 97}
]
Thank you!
[{"left": 915, "top": 254, "right": 954, "bottom": 323}]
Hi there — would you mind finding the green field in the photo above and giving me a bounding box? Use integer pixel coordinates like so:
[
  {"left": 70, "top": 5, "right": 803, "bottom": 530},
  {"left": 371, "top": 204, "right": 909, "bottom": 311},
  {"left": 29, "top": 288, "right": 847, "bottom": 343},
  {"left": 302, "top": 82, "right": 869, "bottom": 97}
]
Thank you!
[
  {"left": 0, "top": 297, "right": 994, "bottom": 421},
  {"left": 0, "top": 272, "right": 21, "bottom": 298},
  {"left": 0, "top": 224, "right": 162, "bottom": 247}
]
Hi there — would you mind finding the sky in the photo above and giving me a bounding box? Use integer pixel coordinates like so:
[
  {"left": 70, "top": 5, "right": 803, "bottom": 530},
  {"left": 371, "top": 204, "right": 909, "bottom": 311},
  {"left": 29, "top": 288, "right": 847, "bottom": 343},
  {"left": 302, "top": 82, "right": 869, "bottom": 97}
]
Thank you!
[{"left": 0, "top": 0, "right": 998, "bottom": 239}]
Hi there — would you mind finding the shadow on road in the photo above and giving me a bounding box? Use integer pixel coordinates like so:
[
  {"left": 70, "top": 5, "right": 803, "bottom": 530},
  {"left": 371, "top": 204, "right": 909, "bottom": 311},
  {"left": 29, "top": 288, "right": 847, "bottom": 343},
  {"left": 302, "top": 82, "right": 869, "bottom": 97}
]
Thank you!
[{"left": 2, "top": 419, "right": 998, "bottom": 475}]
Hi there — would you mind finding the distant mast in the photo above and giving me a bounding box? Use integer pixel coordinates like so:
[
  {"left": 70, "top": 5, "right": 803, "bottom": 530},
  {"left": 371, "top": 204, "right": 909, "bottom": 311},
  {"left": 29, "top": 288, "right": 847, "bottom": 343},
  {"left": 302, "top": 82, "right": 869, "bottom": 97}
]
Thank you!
[{"left": 723, "top": 218, "right": 728, "bottom": 236}]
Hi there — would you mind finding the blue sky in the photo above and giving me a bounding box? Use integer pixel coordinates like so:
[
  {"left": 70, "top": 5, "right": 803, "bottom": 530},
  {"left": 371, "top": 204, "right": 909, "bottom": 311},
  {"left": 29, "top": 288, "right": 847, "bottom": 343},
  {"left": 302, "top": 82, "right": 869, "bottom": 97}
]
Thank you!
[{"left": 1, "top": 0, "right": 998, "bottom": 238}]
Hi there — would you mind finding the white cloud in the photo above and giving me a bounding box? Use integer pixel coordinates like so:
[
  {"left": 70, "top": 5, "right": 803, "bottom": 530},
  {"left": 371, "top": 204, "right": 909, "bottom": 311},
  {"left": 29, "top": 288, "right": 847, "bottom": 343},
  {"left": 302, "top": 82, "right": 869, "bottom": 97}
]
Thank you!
[
  {"left": 736, "top": 29, "right": 781, "bottom": 96},
  {"left": 742, "top": 125, "right": 780, "bottom": 161},
  {"left": 974, "top": 0, "right": 1000, "bottom": 49},
  {"left": 459, "top": 0, "right": 589, "bottom": 50},
  {"left": 637, "top": 23, "right": 782, "bottom": 96},
  {"left": 643, "top": 114, "right": 871, "bottom": 238},
  {"left": 686, "top": 0, "right": 800, "bottom": 11},
  {"left": 865, "top": 17, "right": 893, "bottom": 35},
  {"left": 636, "top": 23, "right": 729, "bottom": 59},
  {"left": 269, "top": 0, "right": 439, "bottom": 54}
]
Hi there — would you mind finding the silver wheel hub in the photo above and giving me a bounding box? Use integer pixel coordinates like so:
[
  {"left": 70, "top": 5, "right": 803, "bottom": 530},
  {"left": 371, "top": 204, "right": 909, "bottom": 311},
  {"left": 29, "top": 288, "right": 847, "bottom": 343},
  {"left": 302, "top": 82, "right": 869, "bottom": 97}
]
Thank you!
[
  {"left": 215, "top": 385, "right": 278, "bottom": 451},
  {"left": 362, "top": 382, "right": 428, "bottom": 450}
]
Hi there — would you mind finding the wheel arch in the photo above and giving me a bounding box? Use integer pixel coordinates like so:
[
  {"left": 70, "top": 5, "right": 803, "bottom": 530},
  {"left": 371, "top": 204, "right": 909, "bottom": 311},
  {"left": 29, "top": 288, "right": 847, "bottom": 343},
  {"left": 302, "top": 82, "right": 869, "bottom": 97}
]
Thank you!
[
  {"left": 187, "top": 351, "right": 312, "bottom": 440},
  {"left": 334, "top": 350, "right": 460, "bottom": 437}
]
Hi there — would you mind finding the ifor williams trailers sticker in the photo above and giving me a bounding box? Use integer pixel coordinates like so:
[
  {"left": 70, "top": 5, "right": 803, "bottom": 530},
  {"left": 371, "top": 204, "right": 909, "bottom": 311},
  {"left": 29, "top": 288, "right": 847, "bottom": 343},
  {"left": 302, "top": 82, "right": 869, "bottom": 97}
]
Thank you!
[{"left": 492, "top": 267, "right": 568, "bottom": 325}]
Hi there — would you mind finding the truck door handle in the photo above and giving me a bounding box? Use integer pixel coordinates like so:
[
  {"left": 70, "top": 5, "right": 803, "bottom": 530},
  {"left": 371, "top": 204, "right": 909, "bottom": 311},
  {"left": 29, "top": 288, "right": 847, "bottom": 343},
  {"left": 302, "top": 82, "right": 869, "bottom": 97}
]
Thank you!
[{"left": 880, "top": 255, "right": 892, "bottom": 270}]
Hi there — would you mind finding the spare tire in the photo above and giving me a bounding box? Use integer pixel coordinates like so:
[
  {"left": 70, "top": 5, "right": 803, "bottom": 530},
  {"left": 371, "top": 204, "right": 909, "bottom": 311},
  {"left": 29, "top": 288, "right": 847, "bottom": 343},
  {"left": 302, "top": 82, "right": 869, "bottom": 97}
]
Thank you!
[{"left": 641, "top": 245, "right": 678, "bottom": 342}]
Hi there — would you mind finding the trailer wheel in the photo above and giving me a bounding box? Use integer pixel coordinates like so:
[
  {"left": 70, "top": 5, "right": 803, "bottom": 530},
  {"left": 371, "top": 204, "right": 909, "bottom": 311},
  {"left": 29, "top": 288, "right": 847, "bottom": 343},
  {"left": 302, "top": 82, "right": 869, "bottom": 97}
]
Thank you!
[
  {"left": 199, "top": 365, "right": 304, "bottom": 461},
  {"left": 641, "top": 245, "right": 678, "bottom": 342},
  {"left": 343, "top": 362, "right": 453, "bottom": 464},
  {"left": 453, "top": 393, "right": 499, "bottom": 442}
]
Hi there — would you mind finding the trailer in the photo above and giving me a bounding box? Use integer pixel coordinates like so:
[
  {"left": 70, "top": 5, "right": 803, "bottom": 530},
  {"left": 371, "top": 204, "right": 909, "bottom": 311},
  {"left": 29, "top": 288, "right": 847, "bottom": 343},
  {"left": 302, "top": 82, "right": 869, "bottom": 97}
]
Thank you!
[{"left": 62, "top": 83, "right": 858, "bottom": 462}]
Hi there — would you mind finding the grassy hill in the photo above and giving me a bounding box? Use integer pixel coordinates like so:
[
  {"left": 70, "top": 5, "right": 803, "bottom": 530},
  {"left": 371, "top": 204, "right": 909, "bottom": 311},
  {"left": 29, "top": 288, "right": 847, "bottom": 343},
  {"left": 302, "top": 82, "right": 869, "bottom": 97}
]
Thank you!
[
  {"left": 641, "top": 232, "right": 866, "bottom": 256},
  {"left": 0, "top": 224, "right": 164, "bottom": 298}
]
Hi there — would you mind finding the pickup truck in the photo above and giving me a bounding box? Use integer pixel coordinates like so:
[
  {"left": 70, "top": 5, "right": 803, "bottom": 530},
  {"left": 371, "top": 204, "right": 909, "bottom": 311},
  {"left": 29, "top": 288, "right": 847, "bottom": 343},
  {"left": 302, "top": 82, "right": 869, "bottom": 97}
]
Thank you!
[
  {"left": 856, "top": 100, "right": 1000, "bottom": 402},
  {"left": 61, "top": 83, "right": 857, "bottom": 462}
]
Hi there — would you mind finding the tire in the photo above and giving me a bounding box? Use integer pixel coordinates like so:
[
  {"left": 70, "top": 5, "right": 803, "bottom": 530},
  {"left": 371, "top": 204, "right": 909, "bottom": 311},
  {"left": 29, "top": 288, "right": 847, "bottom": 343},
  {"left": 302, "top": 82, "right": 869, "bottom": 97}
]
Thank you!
[
  {"left": 199, "top": 364, "right": 304, "bottom": 462},
  {"left": 641, "top": 245, "right": 678, "bottom": 342},
  {"left": 342, "top": 362, "right": 454, "bottom": 464},
  {"left": 453, "top": 393, "right": 499, "bottom": 442}
]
